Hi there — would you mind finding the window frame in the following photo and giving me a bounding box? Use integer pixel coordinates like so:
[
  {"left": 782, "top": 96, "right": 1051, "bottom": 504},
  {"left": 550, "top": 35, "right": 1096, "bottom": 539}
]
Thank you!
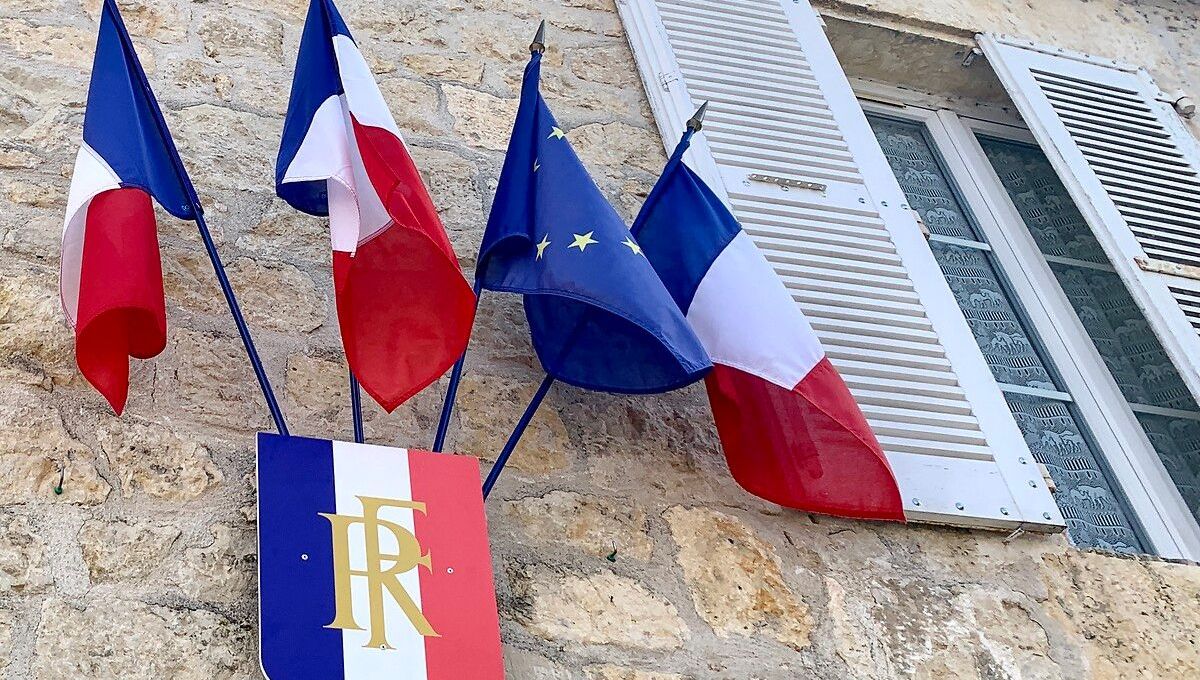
[{"left": 859, "top": 95, "right": 1200, "bottom": 559}]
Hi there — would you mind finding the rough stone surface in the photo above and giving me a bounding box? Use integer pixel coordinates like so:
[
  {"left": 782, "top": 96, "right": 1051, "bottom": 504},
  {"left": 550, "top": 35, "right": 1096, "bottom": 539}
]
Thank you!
[
  {"left": 98, "top": 422, "right": 223, "bottom": 501},
  {"left": 78, "top": 519, "right": 180, "bottom": 583},
  {"left": 0, "top": 513, "right": 51, "bottom": 594},
  {"left": 0, "top": 0, "right": 1199, "bottom": 677},
  {"left": 31, "top": 598, "right": 253, "bottom": 680},
  {"left": 665, "top": 506, "right": 814, "bottom": 651},
  {"left": 505, "top": 490, "right": 654, "bottom": 560},
  {"left": 510, "top": 566, "right": 689, "bottom": 650}
]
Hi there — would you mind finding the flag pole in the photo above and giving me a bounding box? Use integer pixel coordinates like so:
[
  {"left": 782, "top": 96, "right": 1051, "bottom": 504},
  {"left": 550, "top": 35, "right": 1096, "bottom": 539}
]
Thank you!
[
  {"left": 349, "top": 370, "right": 364, "bottom": 443},
  {"left": 478, "top": 102, "right": 709, "bottom": 499},
  {"left": 482, "top": 374, "right": 554, "bottom": 498},
  {"left": 433, "top": 21, "right": 546, "bottom": 453},
  {"left": 431, "top": 283, "right": 482, "bottom": 452},
  {"left": 104, "top": 0, "right": 288, "bottom": 436}
]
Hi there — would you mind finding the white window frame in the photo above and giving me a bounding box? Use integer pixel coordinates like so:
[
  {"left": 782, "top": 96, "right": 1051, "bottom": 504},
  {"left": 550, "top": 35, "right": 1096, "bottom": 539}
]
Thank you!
[{"left": 859, "top": 93, "right": 1200, "bottom": 559}]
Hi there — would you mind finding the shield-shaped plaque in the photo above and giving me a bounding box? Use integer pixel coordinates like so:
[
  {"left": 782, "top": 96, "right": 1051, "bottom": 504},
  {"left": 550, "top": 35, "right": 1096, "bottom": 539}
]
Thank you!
[{"left": 257, "top": 433, "right": 504, "bottom": 679}]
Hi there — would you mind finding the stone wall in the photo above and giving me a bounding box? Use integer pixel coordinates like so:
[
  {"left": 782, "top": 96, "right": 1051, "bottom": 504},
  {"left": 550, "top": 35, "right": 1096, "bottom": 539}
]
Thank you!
[{"left": 0, "top": 0, "right": 1198, "bottom": 678}]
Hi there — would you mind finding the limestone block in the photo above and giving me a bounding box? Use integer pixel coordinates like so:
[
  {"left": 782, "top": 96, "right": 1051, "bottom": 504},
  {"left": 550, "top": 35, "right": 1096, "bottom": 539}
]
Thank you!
[
  {"left": 78, "top": 519, "right": 180, "bottom": 582},
  {"left": 505, "top": 490, "right": 653, "bottom": 560},
  {"left": 176, "top": 524, "right": 256, "bottom": 604},
  {"left": 31, "top": 598, "right": 253, "bottom": 680},
  {"left": 171, "top": 104, "right": 274, "bottom": 193},
  {"left": 510, "top": 565, "right": 689, "bottom": 650},
  {"left": 378, "top": 77, "right": 445, "bottom": 136},
  {"left": 0, "top": 384, "right": 109, "bottom": 506},
  {"left": 0, "top": 268, "right": 75, "bottom": 382},
  {"left": 284, "top": 350, "right": 349, "bottom": 426},
  {"left": 83, "top": 0, "right": 191, "bottom": 43},
  {"left": 584, "top": 666, "right": 688, "bottom": 680},
  {"left": 199, "top": 13, "right": 285, "bottom": 62},
  {"left": 445, "top": 85, "right": 520, "bottom": 151},
  {"left": 664, "top": 506, "right": 813, "bottom": 650},
  {"left": 225, "top": 257, "right": 326, "bottom": 334},
  {"left": 237, "top": 198, "right": 331, "bottom": 266},
  {"left": 503, "top": 647, "right": 577, "bottom": 680},
  {"left": 455, "top": 374, "right": 571, "bottom": 474},
  {"left": 1041, "top": 550, "right": 1200, "bottom": 679},
  {"left": 568, "top": 122, "right": 666, "bottom": 176},
  {"left": 0, "top": 513, "right": 52, "bottom": 594},
  {"left": 404, "top": 53, "right": 486, "bottom": 85},
  {"left": 98, "top": 421, "right": 223, "bottom": 501},
  {"left": 0, "top": 20, "right": 96, "bottom": 70},
  {"left": 1, "top": 178, "right": 58, "bottom": 209},
  {"left": 0, "top": 149, "right": 39, "bottom": 170},
  {"left": 568, "top": 44, "right": 640, "bottom": 88},
  {"left": 152, "top": 329, "right": 272, "bottom": 432}
]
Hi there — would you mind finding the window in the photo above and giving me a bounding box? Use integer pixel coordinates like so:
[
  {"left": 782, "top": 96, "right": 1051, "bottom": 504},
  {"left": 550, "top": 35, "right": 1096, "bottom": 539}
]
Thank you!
[
  {"left": 868, "top": 115, "right": 1148, "bottom": 553},
  {"left": 864, "top": 102, "right": 1200, "bottom": 557},
  {"left": 977, "top": 136, "right": 1200, "bottom": 533}
]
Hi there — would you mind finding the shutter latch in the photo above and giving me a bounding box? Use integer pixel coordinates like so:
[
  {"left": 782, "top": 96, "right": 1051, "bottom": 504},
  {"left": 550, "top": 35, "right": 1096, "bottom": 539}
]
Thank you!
[{"left": 747, "top": 173, "right": 826, "bottom": 192}]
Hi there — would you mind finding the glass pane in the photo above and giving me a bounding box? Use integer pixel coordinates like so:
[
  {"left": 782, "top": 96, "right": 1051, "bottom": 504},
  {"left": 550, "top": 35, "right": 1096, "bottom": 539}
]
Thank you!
[
  {"left": 867, "top": 115, "right": 1146, "bottom": 553},
  {"left": 871, "top": 117, "right": 980, "bottom": 240},
  {"left": 979, "top": 135, "right": 1200, "bottom": 529},
  {"left": 1007, "top": 394, "right": 1144, "bottom": 553},
  {"left": 975, "top": 138, "right": 1109, "bottom": 264},
  {"left": 929, "top": 240, "right": 1057, "bottom": 390}
]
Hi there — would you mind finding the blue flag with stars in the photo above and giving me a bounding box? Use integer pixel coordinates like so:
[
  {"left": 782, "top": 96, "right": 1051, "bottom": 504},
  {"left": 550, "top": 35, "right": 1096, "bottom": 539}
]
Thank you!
[{"left": 477, "top": 51, "right": 711, "bottom": 394}]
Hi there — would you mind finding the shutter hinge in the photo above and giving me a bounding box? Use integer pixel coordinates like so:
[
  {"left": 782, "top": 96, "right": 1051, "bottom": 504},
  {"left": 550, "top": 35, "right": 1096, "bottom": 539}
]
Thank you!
[
  {"left": 1037, "top": 463, "right": 1057, "bottom": 494},
  {"left": 658, "top": 72, "right": 680, "bottom": 92},
  {"left": 909, "top": 208, "right": 931, "bottom": 240}
]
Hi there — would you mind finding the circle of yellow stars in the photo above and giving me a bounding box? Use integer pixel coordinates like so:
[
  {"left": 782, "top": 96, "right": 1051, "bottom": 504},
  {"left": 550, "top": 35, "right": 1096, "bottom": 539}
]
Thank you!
[{"left": 531, "top": 124, "right": 645, "bottom": 261}]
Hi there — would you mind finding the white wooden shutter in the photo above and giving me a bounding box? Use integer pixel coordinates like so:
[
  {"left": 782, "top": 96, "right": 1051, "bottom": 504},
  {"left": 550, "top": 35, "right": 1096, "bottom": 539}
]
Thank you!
[
  {"left": 617, "top": 0, "right": 1063, "bottom": 530},
  {"left": 980, "top": 34, "right": 1200, "bottom": 403}
]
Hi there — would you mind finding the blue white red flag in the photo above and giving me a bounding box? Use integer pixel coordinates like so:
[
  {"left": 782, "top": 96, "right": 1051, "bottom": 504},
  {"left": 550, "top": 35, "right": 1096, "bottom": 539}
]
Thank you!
[
  {"left": 632, "top": 128, "right": 905, "bottom": 521},
  {"left": 476, "top": 49, "right": 710, "bottom": 393},
  {"left": 277, "top": 0, "right": 475, "bottom": 411},
  {"left": 61, "top": 0, "right": 196, "bottom": 414},
  {"left": 258, "top": 434, "right": 504, "bottom": 679}
]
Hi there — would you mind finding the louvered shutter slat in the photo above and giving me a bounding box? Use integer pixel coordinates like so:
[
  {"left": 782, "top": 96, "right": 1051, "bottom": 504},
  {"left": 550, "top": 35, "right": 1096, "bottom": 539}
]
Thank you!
[
  {"left": 619, "top": 0, "right": 1062, "bottom": 528},
  {"left": 981, "top": 35, "right": 1200, "bottom": 401}
]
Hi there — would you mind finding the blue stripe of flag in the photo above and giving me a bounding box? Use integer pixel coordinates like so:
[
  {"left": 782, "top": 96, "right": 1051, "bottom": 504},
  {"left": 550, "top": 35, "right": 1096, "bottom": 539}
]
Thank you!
[{"left": 258, "top": 433, "right": 344, "bottom": 680}]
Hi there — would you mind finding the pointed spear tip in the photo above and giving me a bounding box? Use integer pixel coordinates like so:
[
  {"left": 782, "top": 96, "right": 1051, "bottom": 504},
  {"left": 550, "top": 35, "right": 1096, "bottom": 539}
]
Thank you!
[
  {"left": 530, "top": 20, "right": 547, "bottom": 54},
  {"left": 686, "top": 101, "right": 709, "bottom": 132}
]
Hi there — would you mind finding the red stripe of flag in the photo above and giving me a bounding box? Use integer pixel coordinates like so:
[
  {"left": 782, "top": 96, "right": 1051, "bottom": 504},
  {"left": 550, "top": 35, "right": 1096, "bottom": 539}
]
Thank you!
[
  {"left": 74, "top": 187, "right": 167, "bottom": 415},
  {"left": 339, "top": 117, "right": 476, "bottom": 412},
  {"left": 409, "top": 450, "right": 504, "bottom": 679},
  {"left": 706, "top": 359, "right": 905, "bottom": 521}
]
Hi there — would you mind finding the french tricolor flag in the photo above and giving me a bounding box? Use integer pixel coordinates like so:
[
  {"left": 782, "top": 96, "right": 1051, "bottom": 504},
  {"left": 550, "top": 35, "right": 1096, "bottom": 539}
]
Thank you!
[
  {"left": 276, "top": 0, "right": 475, "bottom": 412},
  {"left": 258, "top": 434, "right": 504, "bottom": 679},
  {"left": 633, "top": 125, "right": 905, "bottom": 521},
  {"left": 61, "top": 0, "right": 198, "bottom": 414}
]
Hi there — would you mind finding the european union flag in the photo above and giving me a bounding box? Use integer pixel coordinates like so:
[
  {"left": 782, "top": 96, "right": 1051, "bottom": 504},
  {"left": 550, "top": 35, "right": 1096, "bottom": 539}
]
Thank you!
[{"left": 477, "top": 50, "right": 711, "bottom": 393}]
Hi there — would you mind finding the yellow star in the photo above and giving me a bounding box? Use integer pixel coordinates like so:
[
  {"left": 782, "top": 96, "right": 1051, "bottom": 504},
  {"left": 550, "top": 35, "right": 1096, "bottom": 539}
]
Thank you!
[
  {"left": 621, "top": 237, "right": 643, "bottom": 256},
  {"left": 535, "top": 234, "right": 551, "bottom": 260},
  {"left": 548, "top": 126, "right": 566, "bottom": 140},
  {"left": 568, "top": 231, "right": 598, "bottom": 252}
]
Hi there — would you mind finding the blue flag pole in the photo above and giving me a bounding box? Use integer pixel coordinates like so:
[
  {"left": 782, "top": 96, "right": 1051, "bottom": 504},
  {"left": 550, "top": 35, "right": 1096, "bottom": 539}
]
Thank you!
[
  {"left": 431, "top": 282, "right": 483, "bottom": 452},
  {"left": 349, "top": 370, "right": 364, "bottom": 443},
  {"left": 482, "top": 374, "right": 554, "bottom": 498},
  {"left": 105, "top": 0, "right": 288, "bottom": 436}
]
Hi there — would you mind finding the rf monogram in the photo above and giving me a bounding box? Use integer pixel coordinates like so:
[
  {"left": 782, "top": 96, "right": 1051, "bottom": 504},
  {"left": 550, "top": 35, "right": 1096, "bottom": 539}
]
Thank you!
[{"left": 319, "top": 496, "right": 439, "bottom": 649}]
